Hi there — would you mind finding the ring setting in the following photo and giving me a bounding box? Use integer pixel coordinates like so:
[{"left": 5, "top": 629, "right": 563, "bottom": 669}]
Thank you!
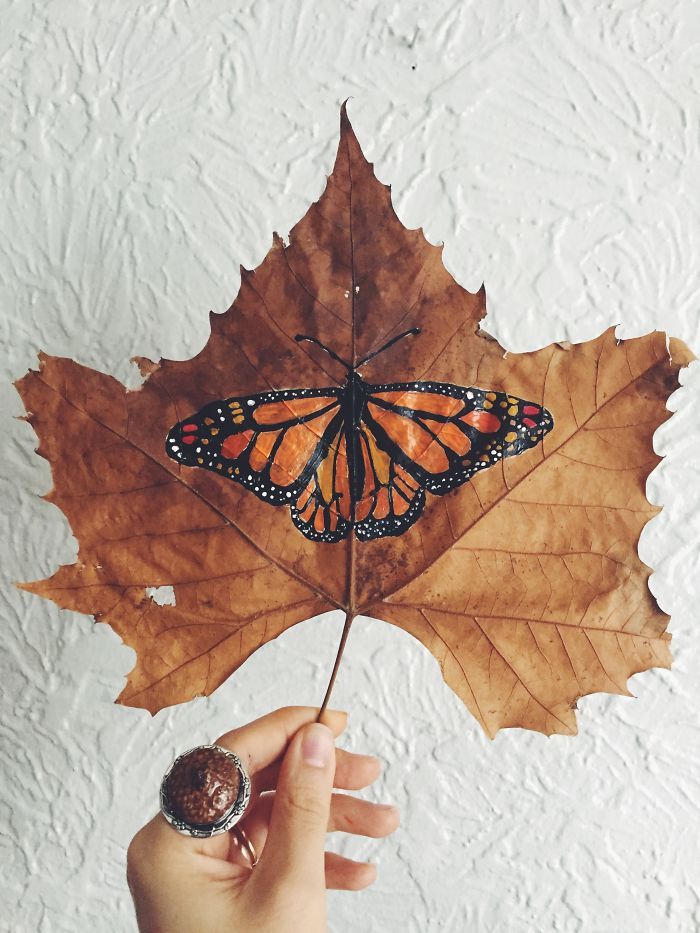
[{"left": 160, "top": 744, "right": 252, "bottom": 839}]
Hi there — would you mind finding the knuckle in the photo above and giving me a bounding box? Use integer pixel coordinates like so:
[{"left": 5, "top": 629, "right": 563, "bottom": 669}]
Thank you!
[{"left": 279, "top": 787, "right": 327, "bottom": 824}]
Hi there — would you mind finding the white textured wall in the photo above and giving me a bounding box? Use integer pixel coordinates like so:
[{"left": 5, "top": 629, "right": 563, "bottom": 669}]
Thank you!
[{"left": 4, "top": 2, "right": 700, "bottom": 930}]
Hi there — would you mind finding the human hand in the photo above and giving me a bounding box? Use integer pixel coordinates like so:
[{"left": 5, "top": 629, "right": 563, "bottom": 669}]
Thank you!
[{"left": 127, "top": 707, "right": 399, "bottom": 932}]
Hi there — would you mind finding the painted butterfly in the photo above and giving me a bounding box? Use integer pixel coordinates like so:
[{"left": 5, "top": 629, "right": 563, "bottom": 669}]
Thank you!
[{"left": 165, "top": 329, "right": 553, "bottom": 543}]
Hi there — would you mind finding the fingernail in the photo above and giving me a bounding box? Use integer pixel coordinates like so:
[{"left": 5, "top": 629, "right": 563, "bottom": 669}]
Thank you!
[{"left": 301, "top": 723, "right": 334, "bottom": 768}]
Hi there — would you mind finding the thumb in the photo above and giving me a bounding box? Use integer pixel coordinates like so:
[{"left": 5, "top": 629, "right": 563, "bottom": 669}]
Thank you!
[{"left": 254, "top": 722, "right": 336, "bottom": 894}]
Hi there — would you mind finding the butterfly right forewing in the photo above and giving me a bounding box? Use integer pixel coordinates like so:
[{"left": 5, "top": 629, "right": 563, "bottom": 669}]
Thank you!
[{"left": 363, "top": 381, "right": 553, "bottom": 497}]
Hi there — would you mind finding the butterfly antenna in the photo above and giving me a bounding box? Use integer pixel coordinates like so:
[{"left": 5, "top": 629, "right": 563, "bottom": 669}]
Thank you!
[
  {"left": 355, "top": 328, "right": 421, "bottom": 368},
  {"left": 295, "top": 334, "right": 352, "bottom": 371}
]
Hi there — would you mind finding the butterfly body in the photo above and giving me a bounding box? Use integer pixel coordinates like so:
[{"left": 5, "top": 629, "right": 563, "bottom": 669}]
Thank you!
[{"left": 166, "top": 363, "right": 553, "bottom": 544}]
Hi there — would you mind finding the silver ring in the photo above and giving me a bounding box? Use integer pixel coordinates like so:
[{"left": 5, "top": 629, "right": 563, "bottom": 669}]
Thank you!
[
  {"left": 160, "top": 743, "right": 252, "bottom": 838},
  {"left": 233, "top": 824, "right": 258, "bottom": 868}
]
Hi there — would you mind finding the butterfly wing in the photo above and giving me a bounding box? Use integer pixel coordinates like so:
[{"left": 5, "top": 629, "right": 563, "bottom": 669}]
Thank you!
[
  {"left": 166, "top": 388, "right": 343, "bottom": 517},
  {"left": 288, "top": 420, "right": 428, "bottom": 543},
  {"left": 165, "top": 380, "right": 553, "bottom": 545},
  {"left": 289, "top": 424, "right": 354, "bottom": 543},
  {"left": 354, "top": 381, "right": 553, "bottom": 540}
]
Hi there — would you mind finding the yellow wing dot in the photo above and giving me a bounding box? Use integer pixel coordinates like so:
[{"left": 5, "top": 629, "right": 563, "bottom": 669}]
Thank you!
[
  {"left": 197, "top": 457, "right": 204, "bottom": 464},
  {"left": 483, "top": 400, "right": 493, "bottom": 409},
  {"left": 204, "top": 417, "right": 214, "bottom": 425},
  {"left": 227, "top": 467, "right": 234, "bottom": 474},
  {"left": 485, "top": 391, "right": 497, "bottom": 401},
  {"left": 507, "top": 396, "right": 517, "bottom": 404},
  {"left": 202, "top": 438, "right": 209, "bottom": 445},
  {"left": 479, "top": 454, "right": 489, "bottom": 462},
  {"left": 234, "top": 467, "right": 240, "bottom": 475},
  {"left": 508, "top": 405, "right": 518, "bottom": 416},
  {"left": 233, "top": 415, "right": 244, "bottom": 424},
  {"left": 210, "top": 427, "right": 219, "bottom": 436},
  {"left": 216, "top": 463, "right": 222, "bottom": 470},
  {"left": 499, "top": 400, "right": 508, "bottom": 408},
  {"left": 505, "top": 431, "right": 518, "bottom": 442}
]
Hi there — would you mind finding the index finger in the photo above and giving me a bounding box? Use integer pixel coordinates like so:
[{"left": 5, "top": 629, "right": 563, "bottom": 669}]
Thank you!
[{"left": 216, "top": 706, "right": 347, "bottom": 774}]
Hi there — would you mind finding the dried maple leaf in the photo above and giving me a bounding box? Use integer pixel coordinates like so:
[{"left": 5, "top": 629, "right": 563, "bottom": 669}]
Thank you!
[{"left": 15, "top": 106, "right": 693, "bottom": 737}]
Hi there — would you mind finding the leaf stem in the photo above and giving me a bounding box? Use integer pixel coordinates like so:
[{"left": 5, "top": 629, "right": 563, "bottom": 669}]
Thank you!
[
  {"left": 318, "top": 120, "right": 358, "bottom": 724},
  {"left": 317, "top": 610, "right": 355, "bottom": 719}
]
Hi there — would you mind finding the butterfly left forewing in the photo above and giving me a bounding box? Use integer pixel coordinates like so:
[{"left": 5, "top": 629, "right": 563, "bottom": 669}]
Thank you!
[{"left": 166, "top": 387, "right": 342, "bottom": 507}]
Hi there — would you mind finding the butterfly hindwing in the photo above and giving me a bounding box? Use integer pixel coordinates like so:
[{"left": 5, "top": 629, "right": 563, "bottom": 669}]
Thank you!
[{"left": 289, "top": 424, "right": 352, "bottom": 543}]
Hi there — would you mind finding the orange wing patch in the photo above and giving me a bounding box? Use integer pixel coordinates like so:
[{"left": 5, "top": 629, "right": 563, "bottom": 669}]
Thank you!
[
  {"left": 367, "top": 402, "right": 451, "bottom": 473},
  {"left": 291, "top": 424, "right": 427, "bottom": 543},
  {"left": 268, "top": 407, "right": 338, "bottom": 486},
  {"left": 252, "top": 396, "right": 337, "bottom": 425},
  {"left": 461, "top": 409, "right": 501, "bottom": 433},
  {"left": 317, "top": 429, "right": 347, "bottom": 516},
  {"left": 353, "top": 444, "right": 425, "bottom": 539},
  {"left": 291, "top": 443, "right": 350, "bottom": 543},
  {"left": 372, "top": 390, "right": 462, "bottom": 417},
  {"left": 249, "top": 429, "right": 281, "bottom": 471},
  {"left": 421, "top": 418, "right": 472, "bottom": 457}
]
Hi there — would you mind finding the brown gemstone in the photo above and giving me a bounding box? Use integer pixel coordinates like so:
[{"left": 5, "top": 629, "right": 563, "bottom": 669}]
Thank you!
[{"left": 164, "top": 747, "right": 241, "bottom": 825}]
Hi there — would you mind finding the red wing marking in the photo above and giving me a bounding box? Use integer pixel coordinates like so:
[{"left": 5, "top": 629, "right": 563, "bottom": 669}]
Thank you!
[{"left": 221, "top": 430, "right": 255, "bottom": 460}]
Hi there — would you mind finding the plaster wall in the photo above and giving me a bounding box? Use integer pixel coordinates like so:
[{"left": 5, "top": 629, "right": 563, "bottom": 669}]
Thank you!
[{"left": 3, "top": 1, "right": 700, "bottom": 930}]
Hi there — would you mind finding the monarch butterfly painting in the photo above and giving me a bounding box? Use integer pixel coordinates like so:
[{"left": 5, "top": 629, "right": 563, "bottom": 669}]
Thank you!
[{"left": 165, "top": 329, "right": 553, "bottom": 543}]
